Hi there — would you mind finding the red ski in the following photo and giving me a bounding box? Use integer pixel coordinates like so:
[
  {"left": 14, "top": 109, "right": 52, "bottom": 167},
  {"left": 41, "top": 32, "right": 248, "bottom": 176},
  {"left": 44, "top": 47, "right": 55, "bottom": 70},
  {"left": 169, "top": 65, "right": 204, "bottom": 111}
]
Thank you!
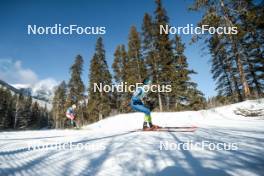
[{"left": 134, "top": 126, "right": 198, "bottom": 132}]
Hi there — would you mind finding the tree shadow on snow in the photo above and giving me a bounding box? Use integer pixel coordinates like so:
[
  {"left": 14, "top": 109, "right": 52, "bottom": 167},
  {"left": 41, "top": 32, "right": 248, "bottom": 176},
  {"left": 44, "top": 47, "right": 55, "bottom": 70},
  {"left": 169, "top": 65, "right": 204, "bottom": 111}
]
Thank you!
[
  {"left": 0, "top": 131, "right": 136, "bottom": 176},
  {"left": 62, "top": 131, "right": 137, "bottom": 176},
  {"left": 152, "top": 132, "right": 229, "bottom": 176},
  {"left": 154, "top": 128, "right": 264, "bottom": 176},
  {"left": 1, "top": 128, "right": 263, "bottom": 176}
]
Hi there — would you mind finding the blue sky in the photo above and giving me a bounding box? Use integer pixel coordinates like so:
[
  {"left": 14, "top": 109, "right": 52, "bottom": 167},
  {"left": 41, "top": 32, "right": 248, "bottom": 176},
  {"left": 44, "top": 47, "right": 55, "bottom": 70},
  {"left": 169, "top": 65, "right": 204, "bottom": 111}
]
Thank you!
[{"left": 0, "top": 0, "right": 216, "bottom": 98}]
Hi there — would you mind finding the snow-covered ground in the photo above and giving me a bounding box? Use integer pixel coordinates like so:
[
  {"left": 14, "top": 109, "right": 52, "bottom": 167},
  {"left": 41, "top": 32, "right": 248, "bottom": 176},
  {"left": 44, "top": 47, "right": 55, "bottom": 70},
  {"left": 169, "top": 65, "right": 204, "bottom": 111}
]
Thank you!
[{"left": 0, "top": 99, "right": 264, "bottom": 176}]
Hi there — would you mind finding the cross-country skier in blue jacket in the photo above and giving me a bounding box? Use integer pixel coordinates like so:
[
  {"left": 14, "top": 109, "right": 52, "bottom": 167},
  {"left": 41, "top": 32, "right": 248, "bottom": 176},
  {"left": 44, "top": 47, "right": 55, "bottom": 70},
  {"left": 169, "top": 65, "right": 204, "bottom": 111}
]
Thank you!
[{"left": 130, "top": 78, "right": 157, "bottom": 129}]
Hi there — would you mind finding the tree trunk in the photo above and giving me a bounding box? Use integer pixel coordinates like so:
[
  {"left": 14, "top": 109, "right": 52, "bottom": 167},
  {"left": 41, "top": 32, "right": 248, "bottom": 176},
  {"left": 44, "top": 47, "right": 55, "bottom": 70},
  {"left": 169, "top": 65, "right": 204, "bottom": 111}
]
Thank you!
[
  {"left": 232, "top": 41, "right": 250, "bottom": 98},
  {"left": 136, "top": 50, "right": 142, "bottom": 82},
  {"left": 226, "top": 60, "right": 243, "bottom": 101},
  {"left": 220, "top": 0, "right": 250, "bottom": 98},
  {"left": 98, "top": 113, "right": 103, "bottom": 121},
  {"left": 158, "top": 92, "right": 163, "bottom": 111},
  {"left": 154, "top": 60, "right": 163, "bottom": 111},
  {"left": 221, "top": 57, "right": 233, "bottom": 95},
  {"left": 246, "top": 58, "right": 261, "bottom": 97}
]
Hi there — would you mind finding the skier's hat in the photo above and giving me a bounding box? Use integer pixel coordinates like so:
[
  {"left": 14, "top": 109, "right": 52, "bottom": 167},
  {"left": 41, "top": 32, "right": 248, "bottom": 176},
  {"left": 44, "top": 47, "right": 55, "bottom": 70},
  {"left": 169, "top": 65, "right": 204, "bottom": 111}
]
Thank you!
[{"left": 143, "top": 77, "right": 152, "bottom": 85}]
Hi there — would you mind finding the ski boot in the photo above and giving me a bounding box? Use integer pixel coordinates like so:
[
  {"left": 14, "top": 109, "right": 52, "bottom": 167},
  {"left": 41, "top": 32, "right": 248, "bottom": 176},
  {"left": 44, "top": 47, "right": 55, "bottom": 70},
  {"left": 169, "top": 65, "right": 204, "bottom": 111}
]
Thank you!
[{"left": 143, "top": 122, "right": 160, "bottom": 131}]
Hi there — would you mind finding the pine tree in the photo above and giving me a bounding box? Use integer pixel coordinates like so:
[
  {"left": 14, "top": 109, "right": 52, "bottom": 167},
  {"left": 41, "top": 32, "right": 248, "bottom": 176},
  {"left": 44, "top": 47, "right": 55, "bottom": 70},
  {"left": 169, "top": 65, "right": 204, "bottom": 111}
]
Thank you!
[
  {"left": 209, "top": 33, "right": 243, "bottom": 101},
  {"left": 111, "top": 26, "right": 147, "bottom": 113},
  {"left": 234, "top": 0, "right": 264, "bottom": 97},
  {"left": 24, "top": 96, "right": 32, "bottom": 127},
  {"left": 140, "top": 0, "right": 205, "bottom": 111},
  {"left": 14, "top": 93, "right": 26, "bottom": 129},
  {"left": 210, "top": 34, "right": 233, "bottom": 97},
  {"left": 190, "top": 0, "right": 264, "bottom": 100},
  {"left": 112, "top": 45, "right": 129, "bottom": 83},
  {"left": 112, "top": 45, "right": 130, "bottom": 112},
  {"left": 152, "top": 0, "right": 175, "bottom": 111},
  {"left": 39, "top": 104, "right": 49, "bottom": 128},
  {"left": 142, "top": 13, "right": 160, "bottom": 110},
  {"left": 112, "top": 45, "right": 123, "bottom": 83},
  {"left": 31, "top": 102, "right": 40, "bottom": 128},
  {"left": 66, "top": 55, "right": 85, "bottom": 106},
  {"left": 140, "top": 0, "right": 174, "bottom": 111},
  {"left": 66, "top": 55, "right": 85, "bottom": 127},
  {"left": 173, "top": 35, "right": 205, "bottom": 110},
  {"left": 0, "top": 88, "right": 12, "bottom": 129},
  {"left": 112, "top": 45, "right": 122, "bottom": 112},
  {"left": 52, "top": 81, "right": 67, "bottom": 128},
  {"left": 142, "top": 13, "right": 155, "bottom": 56},
  {"left": 0, "top": 86, "right": 51, "bottom": 130},
  {"left": 127, "top": 26, "right": 146, "bottom": 84},
  {"left": 88, "top": 37, "right": 112, "bottom": 121}
]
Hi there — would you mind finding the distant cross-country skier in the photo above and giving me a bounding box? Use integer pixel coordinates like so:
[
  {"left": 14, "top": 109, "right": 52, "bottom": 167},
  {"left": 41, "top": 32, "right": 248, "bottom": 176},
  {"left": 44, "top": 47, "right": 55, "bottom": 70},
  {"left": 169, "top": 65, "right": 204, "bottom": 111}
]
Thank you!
[
  {"left": 130, "top": 77, "right": 158, "bottom": 130},
  {"left": 66, "top": 104, "right": 77, "bottom": 128}
]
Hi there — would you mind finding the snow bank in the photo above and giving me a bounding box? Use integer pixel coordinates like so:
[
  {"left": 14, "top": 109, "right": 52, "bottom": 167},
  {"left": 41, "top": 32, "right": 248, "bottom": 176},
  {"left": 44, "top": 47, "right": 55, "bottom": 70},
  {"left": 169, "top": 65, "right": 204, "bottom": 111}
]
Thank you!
[
  {"left": 84, "top": 99, "right": 264, "bottom": 131},
  {"left": 0, "top": 99, "right": 264, "bottom": 176}
]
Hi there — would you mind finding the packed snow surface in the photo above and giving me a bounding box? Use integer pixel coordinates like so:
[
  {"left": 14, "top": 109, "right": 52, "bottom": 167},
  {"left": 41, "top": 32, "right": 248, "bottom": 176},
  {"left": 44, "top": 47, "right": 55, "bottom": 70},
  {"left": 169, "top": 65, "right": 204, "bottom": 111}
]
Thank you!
[{"left": 1, "top": 99, "right": 264, "bottom": 176}]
